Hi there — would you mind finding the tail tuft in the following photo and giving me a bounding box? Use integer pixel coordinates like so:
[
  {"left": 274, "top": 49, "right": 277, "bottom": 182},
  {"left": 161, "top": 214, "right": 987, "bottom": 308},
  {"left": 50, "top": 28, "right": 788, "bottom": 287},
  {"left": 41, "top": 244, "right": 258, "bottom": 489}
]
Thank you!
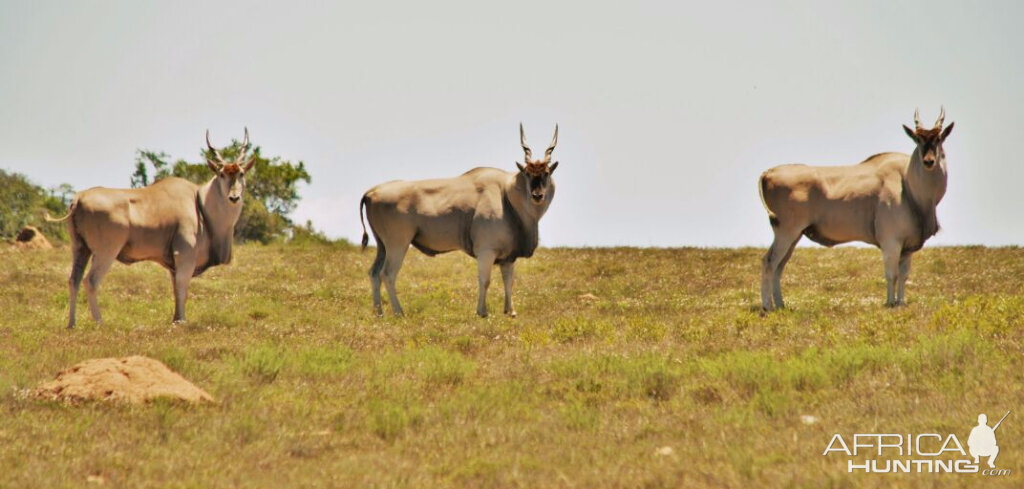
[
  {"left": 44, "top": 212, "right": 64, "bottom": 222},
  {"left": 359, "top": 193, "right": 370, "bottom": 251},
  {"left": 44, "top": 210, "right": 73, "bottom": 223},
  {"left": 45, "top": 195, "right": 78, "bottom": 222}
]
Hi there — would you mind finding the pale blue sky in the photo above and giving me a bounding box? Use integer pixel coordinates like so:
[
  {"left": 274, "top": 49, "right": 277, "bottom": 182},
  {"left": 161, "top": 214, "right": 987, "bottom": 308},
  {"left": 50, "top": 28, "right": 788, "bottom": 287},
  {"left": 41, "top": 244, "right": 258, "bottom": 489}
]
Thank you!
[{"left": 1, "top": 1, "right": 1020, "bottom": 246}]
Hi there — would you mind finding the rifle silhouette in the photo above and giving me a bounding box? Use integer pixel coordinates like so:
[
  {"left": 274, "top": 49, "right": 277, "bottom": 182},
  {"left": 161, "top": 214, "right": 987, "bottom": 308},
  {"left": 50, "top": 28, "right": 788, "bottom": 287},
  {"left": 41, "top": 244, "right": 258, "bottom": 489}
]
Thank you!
[{"left": 993, "top": 410, "right": 1011, "bottom": 431}]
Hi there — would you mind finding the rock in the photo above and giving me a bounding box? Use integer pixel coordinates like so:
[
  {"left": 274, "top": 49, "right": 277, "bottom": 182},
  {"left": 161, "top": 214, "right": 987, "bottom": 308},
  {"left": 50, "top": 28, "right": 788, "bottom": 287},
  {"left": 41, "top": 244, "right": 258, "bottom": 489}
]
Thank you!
[
  {"left": 33, "top": 356, "right": 214, "bottom": 405},
  {"left": 800, "top": 414, "right": 820, "bottom": 425},
  {"left": 577, "top": 293, "right": 599, "bottom": 303},
  {"left": 14, "top": 225, "right": 52, "bottom": 250}
]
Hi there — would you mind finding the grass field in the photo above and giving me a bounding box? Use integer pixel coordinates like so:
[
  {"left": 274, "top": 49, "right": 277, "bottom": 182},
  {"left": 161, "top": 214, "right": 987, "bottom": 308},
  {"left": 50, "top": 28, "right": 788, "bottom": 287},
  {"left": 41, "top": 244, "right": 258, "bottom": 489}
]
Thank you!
[{"left": 1, "top": 242, "right": 1022, "bottom": 488}]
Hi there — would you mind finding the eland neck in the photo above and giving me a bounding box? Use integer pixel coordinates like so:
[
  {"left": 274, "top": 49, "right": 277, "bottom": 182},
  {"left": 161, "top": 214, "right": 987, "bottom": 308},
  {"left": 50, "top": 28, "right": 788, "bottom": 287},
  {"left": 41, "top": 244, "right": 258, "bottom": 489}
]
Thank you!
[
  {"left": 905, "top": 149, "right": 948, "bottom": 210},
  {"left": 507, "top": 172, "right": 551, "bottom": 224},
  {"left": 198, "top": 178, "right": 243, "bottom": 244}
]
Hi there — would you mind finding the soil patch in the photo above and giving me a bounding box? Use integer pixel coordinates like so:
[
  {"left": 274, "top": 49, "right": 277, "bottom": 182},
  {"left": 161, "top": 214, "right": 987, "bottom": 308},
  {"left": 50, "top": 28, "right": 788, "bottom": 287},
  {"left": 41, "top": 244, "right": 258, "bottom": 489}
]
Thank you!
[
  {"left": 34, "top": 356, "right": 214, "bottom": 404},
  {"left": 14, "top": 225, "right": 52, "bottom": 250}
]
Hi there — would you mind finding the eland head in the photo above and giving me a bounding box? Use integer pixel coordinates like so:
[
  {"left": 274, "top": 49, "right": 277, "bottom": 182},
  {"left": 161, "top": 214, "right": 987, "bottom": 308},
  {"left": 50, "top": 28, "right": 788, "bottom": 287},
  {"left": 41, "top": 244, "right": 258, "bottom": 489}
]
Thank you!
[
  {"left": 206, "top": 128, "right": 256, "bottom": 204},
  {"left": 515, "top": 123, "right": 559, "bottom": 204},
  {"left": 903, "top": 107, "right": 955, "bottom": 171}
]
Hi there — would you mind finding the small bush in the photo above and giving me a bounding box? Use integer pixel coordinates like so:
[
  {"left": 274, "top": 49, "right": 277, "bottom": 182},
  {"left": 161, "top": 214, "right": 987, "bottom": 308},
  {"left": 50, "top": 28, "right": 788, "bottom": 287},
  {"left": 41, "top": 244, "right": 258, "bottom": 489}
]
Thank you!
[
  {"left": 293, "top": 347, "right": 354, "bottom": 377},
  {"left": 240, "top": 344, "right": 286, "bottom": 384},
  {"left": 551, "top": 316, "right": 613, "bottom": 343},
  {"left": 931, "top": 295, "right": 1024, "bottom": 337},
  {"left": 626, "top": 316, "right": 668, "bottom": 342},
  {"left": 549, "top": 354, "right": 682, "bottom": 403},
  {"left": 560, "top": 399, "right": 600, "bottom": 431},
  {"left": 367, "top": 399, "right": 423, "bottom": 441}
]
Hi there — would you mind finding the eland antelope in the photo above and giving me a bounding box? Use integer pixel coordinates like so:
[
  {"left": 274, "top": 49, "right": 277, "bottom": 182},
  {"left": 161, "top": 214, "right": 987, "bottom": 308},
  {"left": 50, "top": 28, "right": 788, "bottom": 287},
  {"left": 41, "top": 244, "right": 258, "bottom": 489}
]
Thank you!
[
  {"left": 759, "top": 109, "right": 954, "bottom": 310},
  {"left": 359, "top": 123, "right": 560, "bottom": 317},
  {"left": 49, "top": 129, "right": 256, "bottom": 328}
]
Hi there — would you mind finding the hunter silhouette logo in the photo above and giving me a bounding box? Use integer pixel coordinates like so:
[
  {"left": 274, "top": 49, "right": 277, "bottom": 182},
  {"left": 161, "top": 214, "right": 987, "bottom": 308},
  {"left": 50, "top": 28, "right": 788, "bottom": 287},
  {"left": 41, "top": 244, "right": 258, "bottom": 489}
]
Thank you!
[
  {"left": 968, "top": 411, "right": 1009, "bottom": 468},
  {"left": 823, "top": 410, "right": 1012, "bottom": 476}
]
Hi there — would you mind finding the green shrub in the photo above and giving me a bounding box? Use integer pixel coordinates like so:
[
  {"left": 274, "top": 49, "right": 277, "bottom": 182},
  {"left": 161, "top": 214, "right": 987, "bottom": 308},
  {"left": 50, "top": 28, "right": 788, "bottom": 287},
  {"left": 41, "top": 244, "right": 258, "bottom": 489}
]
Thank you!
[{"left": 240, "top": 344, "right": 286, "bottom": 384}]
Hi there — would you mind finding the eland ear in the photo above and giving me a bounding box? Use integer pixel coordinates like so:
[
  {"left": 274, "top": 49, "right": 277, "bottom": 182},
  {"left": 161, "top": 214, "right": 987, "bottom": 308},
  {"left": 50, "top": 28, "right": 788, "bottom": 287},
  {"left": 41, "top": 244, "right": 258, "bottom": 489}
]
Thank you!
[
  {"left": 516, "top": 162, "right": 525, "bottom": 173},
  {"left": 902, "top": 124, "right": 917, "bottom": 142},
  {"left": 549, "top": 161, "right": 559, "bottom": 174},
  {"left": 243, "top": 154, "right": 257, "bottom": 172},
  {"left": 206, "top": 158, "right": 221, "bottom": 173},
  {"left": 940, "top": 121, "right": 955, "bottom": 142}
]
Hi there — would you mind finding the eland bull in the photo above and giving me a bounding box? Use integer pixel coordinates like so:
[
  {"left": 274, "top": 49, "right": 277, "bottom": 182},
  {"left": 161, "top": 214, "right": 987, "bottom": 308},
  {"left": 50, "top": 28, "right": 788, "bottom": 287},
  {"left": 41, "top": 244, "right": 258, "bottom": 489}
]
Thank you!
[
  {"left": 759, "top": 108, "right": 954, "bottom": 310},
  {"left": 359, "top": 123, "right": 560, "bottom": 317},
  {"left": 49, "top": 129, "right": 256, "bottom": 328}
]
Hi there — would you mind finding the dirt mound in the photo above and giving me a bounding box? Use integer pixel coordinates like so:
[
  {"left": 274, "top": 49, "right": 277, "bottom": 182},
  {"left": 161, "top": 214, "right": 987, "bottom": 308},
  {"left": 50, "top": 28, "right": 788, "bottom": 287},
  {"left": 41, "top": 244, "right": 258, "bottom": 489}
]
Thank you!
[
  {"left": 14, "top": 225, "right": 52, "bottom": 250},
  {"left": 34, "top": 356, "right": 214, "bottom": 404}
]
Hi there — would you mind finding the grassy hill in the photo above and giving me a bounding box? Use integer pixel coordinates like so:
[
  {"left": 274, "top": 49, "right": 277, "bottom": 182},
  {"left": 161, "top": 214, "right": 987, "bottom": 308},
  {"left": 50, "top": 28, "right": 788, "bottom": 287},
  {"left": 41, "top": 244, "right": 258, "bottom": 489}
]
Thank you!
[{"left": 1, "top": 243, "right": 1021, "bottom": 487}]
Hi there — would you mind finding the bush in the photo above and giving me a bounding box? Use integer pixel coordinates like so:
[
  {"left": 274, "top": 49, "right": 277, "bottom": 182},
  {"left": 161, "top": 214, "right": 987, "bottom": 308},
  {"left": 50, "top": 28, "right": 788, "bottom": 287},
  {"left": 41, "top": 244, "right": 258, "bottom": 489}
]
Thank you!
[{"left": 0, "top": 169, "right": 71, "bottom": 242}]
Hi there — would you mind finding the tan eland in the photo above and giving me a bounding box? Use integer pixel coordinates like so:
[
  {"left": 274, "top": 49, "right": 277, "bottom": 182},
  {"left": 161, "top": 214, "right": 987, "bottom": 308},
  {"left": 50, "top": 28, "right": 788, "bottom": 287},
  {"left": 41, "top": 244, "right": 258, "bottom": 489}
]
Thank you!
[
  {"left": 359, "top": 123, "right": 560, "bottom": 317},
  {"left": 758, "top": 109, "right": 954, "bottom": 310},
  {"left": 49, "top": 129, "right": 257, "bottom": 328}
]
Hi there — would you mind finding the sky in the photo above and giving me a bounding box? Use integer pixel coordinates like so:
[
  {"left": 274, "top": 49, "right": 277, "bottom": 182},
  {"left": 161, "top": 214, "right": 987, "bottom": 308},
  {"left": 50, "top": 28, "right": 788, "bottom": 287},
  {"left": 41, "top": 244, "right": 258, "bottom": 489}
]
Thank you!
[{"left": 1, "top": 1, "right": 1020, "bottom": 247}]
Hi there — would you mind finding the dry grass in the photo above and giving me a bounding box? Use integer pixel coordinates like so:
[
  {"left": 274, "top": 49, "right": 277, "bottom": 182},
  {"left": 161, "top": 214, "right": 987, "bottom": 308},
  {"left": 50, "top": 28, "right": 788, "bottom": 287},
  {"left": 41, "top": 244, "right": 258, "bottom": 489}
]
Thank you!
[{"left": 1, "top": 242, "right": 1022, "bottom": 487}]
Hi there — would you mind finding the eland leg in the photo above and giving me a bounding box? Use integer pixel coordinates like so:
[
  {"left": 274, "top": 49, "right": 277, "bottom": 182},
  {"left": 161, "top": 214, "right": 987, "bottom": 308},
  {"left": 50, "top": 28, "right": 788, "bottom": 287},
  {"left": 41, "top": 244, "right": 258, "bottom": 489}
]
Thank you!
[
  {"left": 896, "top": 252, "right": 913, "bottom": 306},
  {"left": 381, "top": 242, "right": 409, "bottom": 316},
  {"left": 762, "top": 228, "right": 801, "bottom": 311},
  {"left": 500, "top": 261, "right": 516, "bottom": 318},
  {"left": 881, "top": 242, "right": 902, "bottom": 307},
  {"left": 772, "top": 237, "right": 800, "bottom": 309},
  {"left": 84, "top": 253, "right": 116, "bottom": 324},
  {"left": 368, "top": 241, "right": 386, "bottom": 316},
  {"left": 171, "top": 252, "right": 196, "bottom": 323},
  {"left": 66, "top": 241, "right": 91, "bottom": 329},
  {"left": 476, "top": 250, "right": 497, "bottom": 318}
]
